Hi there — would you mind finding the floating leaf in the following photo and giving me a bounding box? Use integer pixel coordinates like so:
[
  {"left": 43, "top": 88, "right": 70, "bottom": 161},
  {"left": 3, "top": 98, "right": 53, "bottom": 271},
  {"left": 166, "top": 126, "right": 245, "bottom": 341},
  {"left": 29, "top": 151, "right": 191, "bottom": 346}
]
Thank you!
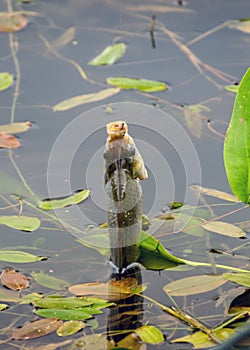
[
  {"left": 0, "top": 286, "right": 21, "bottom": 302},
  {"left": 226, "top": 85, "right": 239, "bottom": 93},
  {"left": 191, "top": 185, "right": 239, "bottom": 202},
  {"left": 0, "top": 12, "right": 28, "bottom": 32},
  {"left": 224, "top": 68, "right": 250, "bottom": 204},
  {"left": 0, "top": 133, "right": 20, "bottom": 148},
  {"left": 184, "top": 105, "right": 205, "bottom": 139},
  {"left": 106, "top": 77, "right": 168, "bottom": 92},
  {"left": 31, "top": 271, "right": 68, "bottom": 290},
  {"left": 51, "top": 27, "right": 76, "bottom": 51},
  {"left": 39, "top": 189, "right": 90, "bottom": 210},
  {"left": 163, "top": 275, "right": 227, "bottom": 296},
  {"left": 0, "top": 72, "right": 13, "bottom": 91},
  {"left": 53, "top": 88, "right": 120, "bottom": 111},
  {"left": 35, "top": 340, "right": 72, "bottom": 350},
  {"left": 68, "top": 277, "right": 144, "bottom": 301},
  {"left": 0, "top": 121, "right": 31, "bottom": 134},
  {"left": 88, "top": 43, "right": 126, "bottom": 66},
  {"left": 172, "top": 328, "right": 235, "bottom": 348},
  {"left": 203, "top": 221, "right": 245, "bottom": 238},
  {"left": 21, "top": 292, "right": 42, "bottom": 304},
  {"left": 12, "top": 318, "right": 63, "bottom": 340},
  {"left": 0, "top": 268, "right": 29, "bottom": 290},
  {"left": 223, "top": 272, "right": 250, "bottom": 287},
  {"left": 0, "top": 215, "right": 40, "bottom": 232},
  {"left": 126, "top": 5, "right": 193, "bottom": 13},
  {"left": 228, "top": 18, "right": 250, "bottom": 33},
  {"left": 34, "top": 308, "right": 93, "bottom": 321},
  {"left": 135, "top": 325, "right": 164, "bottom": 344},
  {"left": 0, "top": 303, "right": 8, "bottom": 311},
  {"left": 0, "top": 250, "right": 46, "bottom": 263},
  {"left": 32, "top": 296, "right": 93, "bottom": 309},
  {"left": 56, "top": 320, "right": 85, "bottom": 336},
  {"left": 71, "top": 334, "right": 111, "bottom": 350},
  {"left": 138, "top": 230, "right": 185, "bottom": 270}
]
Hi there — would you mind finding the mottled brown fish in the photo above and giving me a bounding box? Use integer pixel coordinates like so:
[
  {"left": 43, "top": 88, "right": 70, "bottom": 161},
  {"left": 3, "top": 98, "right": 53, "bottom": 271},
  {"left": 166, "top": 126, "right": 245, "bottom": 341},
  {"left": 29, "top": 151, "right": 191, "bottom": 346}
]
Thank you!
[{"left": 104, "top": 121, "right": 147, "bottom": 273}]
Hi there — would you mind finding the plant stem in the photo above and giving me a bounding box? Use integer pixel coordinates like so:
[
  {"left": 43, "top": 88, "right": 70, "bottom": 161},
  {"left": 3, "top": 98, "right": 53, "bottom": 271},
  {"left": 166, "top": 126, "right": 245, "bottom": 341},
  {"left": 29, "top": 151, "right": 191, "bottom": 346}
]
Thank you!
[
  {"left": 7, "top": 0, "right": 21, "bottom": 124},
  {"left": 137, "top": 293, "right": 221, "bottom": 344}
]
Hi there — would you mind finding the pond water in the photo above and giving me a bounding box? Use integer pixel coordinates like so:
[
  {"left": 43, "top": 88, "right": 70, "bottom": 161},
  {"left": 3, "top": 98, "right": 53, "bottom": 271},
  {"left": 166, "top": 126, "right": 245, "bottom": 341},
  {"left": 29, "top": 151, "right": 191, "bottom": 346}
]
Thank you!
[{"left": 0, "top": 0, "right": 250, "bottom": 349}]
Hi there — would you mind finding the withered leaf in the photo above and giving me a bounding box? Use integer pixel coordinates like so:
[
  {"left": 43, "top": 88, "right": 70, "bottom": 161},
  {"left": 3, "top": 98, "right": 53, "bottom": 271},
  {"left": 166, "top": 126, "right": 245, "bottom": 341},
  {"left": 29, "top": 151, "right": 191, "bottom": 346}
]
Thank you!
[
  {"left": 0, "top": 268, "right": 29, "bottom": 290},
  {"left": 12, "top": 318, "right": 63, "bottom": 340},
  {"left": 0, "top": 133, "right": 20, "bottom": 148}
]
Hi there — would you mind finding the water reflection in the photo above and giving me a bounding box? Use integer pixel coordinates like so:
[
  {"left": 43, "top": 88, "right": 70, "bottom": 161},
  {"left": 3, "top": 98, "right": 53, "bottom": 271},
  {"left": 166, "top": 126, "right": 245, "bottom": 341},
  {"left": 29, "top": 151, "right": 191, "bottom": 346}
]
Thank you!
[{"left": 107, "top": 266, "right": 144, "bottom": 346}]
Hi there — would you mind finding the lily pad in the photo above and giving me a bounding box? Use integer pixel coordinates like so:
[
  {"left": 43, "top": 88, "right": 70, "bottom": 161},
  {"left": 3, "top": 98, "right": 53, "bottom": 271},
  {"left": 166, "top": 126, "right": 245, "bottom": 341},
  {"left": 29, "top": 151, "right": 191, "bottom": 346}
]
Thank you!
[
  {"left": 34, "top": 308, "right": 93, "bottom": 321},
  {"left": 0, "top": 121, "right": 31, "bottom": 134},
  {"left": 223, "top": 272, "right": 250, "bottom": 287},
  {"left": 88, "top": 43, "right": 126, "bottom": 66},
  {"left": 202, "top": 221, "right": 245, "bottom": 238},
  {"left": 56, "top": 320, "right": 85, "bottom": 336},
  {"left": 32, "top": 296, "right": 94, "bottom": 309},
  {"left": 0, "top": 250, "right": 46, "bottom": 263},
  {"left": 106, "top": 76, "right": 168, "bottom": 92},
  {"left": 163, "top": 275, "right": 227, "bottom": 296},
  {"left": 172, "top": 328, "right": 235, "bottom": 348},
  {"left": 0, "top": 268, "right": 29, "bottom": 290},
  {"left": 0, "top": 72, "right": 13, "bottom": 91},
  {"left": 0, "top": 12, "right": 28, "bottom": 32},
  {"left": 0, "top": 215, "right": 40, "bottom": 232},
  {"left": 12, "top": 318, "right": 63, "bottom": 340},
  {"left": 135, "top": 325, "right": 164, "bottom": 344},
  {"left": 53, "top": 88, "right": 120, "bottom": 111},
  {"left": 39, "top": 189, "right": 90, "bottom": 210},
  {"left": 0, "top": 133, "right": 20, "bottom": 148},
  {"left": 31, "top": 271, "right": 69, "bottom": 290}
]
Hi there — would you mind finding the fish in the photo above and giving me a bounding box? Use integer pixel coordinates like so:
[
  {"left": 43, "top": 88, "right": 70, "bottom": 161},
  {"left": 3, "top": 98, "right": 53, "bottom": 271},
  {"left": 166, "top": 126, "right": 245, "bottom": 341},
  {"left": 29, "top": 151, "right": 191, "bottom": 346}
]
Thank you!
[{"left": 104, "top": 121, "right": 148, "bottom": 273}]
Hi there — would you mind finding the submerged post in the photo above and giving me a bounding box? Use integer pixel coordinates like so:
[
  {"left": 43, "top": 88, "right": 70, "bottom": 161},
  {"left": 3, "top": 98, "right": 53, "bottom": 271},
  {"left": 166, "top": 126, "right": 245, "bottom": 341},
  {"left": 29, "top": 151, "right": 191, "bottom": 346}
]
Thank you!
[{"left": 104, "top": 121, "right": 148, "bottom": 273}]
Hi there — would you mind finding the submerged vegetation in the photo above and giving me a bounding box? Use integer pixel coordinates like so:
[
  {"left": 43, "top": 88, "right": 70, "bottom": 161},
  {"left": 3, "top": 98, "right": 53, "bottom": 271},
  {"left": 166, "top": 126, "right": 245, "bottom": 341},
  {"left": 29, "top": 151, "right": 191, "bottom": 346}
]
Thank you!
[{"left": 0, "top": 0, "right": 250, "bottom": 349}]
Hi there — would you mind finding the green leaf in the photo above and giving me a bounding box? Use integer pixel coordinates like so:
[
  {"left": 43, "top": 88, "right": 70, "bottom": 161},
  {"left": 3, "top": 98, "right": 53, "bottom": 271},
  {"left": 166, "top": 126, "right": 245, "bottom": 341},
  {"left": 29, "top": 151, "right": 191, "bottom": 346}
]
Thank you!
[
  {"left": 31, "top": 271, "right": 69, "bottom": 290},
  {"left": 53, "top": 88, "right": 120, "bottom": 111},
  {"left": 226, "top": 85, "right": 239, "bottom": 93},
  {"left": 138, "top": 230, "right": 185, "bottom": 270},
  {"left": 32, "top": 296, "right": 94, "bottom": 309},
  {"left": 135, "top": 325, "right": 164, "bottom": 344},
  {"left": 34, "top": 308, "right": 93, "bottom": 321},
  {"left": 39, "top": 189, "right": 90, "bottom": 210},
  {"left": 56, "top": 320, "right": 85, "bottom": 336},
  {"left": 172, "top": 328, "right": 235, "bottom": 348},
  {"left": 106, "top": 76, "right": 168, "bottom": 92},
  {"left": 0, "top": 72, "right": 13, "bottom": 91},
  {"left": 163, "top": 275, "right": 227, "bottom": 296},
  {"left": 88, "top": 43, "right": 126, "bottom": 65},
  {"left": 0, "top": 303, "right": 8, "bottom": 311},
  {"left": 203, "top": 221, "right": 245, "bottom": 238},
  {"left": 223, "top": 272, "right": 250, "bottom": 287},
  {"left": 0, "top": 215, "right": 40, "bottom": 232},
  {"left": 0, "top": 250, "right": 46, "bottom": 263},
  {"left": 224, "top": 67, "right": 250, "bottom": 204}
]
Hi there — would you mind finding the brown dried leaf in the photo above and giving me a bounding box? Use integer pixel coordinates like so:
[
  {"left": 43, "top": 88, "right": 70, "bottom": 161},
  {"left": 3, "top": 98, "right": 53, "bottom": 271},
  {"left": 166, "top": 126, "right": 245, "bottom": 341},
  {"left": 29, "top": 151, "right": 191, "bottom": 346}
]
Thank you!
[
  {"left": 0, "top": 268, "right": 29, "bottom": 290},
  {"left": 0, "top": 12, "right": 28, "bottom": 32},
  {"left": 68, "top": 277, "right": 138, "bottom": 301},
  {"left": 12, "top": 318, "right": 63, "bottom": 340},
  {"left": 0, "top": 133, "right": 20, "bottom": 148}
]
